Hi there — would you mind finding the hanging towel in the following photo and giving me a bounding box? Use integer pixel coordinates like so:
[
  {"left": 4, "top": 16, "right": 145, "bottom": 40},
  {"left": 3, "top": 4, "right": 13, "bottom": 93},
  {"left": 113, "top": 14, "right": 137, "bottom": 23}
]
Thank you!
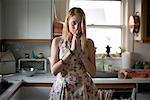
[{"left": 98, "top": 89, "right": 113, "bottom": 100}]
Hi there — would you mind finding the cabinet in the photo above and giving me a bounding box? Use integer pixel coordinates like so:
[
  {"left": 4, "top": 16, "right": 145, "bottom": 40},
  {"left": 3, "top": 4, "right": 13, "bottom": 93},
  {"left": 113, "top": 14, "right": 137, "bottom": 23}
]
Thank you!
[
  {"left": 0, "top": 0, "right": 2, "bottom": 39},
  {"left": 11, "top": 86, "right": 51, "bottom": 100},
  {"left": 136, "top": 83, "right": 150, "bottom": 100},
  {"left": 134, "top": 0, "right": 150, "bottom": 42},
  {"left": 28, "top": 0, "right": 52, "bottom": 39},
  {"left": 4, "top": 0, "right": 52, "bottom": 39},
  {"left": 10, "top": 83, "right": 135, "bottom": 100},
  {"left": 4, "top": 0, "right": 28, "bottom": 39},
  {"left": 96, "top": 83, "right": 136, "bottom": 100}
]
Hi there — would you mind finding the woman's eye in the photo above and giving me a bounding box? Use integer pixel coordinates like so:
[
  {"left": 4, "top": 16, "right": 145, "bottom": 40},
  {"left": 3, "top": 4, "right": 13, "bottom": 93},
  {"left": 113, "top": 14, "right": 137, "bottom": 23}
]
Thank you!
[{"left": 71, "top": 21, "right": 76, "bottom": 26}]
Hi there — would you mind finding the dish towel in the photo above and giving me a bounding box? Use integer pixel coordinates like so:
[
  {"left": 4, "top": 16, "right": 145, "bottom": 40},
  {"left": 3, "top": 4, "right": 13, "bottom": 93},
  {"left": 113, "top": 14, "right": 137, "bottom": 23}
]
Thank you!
[{"left": 98, "top": 89, "right": 113, "bottom": 100}]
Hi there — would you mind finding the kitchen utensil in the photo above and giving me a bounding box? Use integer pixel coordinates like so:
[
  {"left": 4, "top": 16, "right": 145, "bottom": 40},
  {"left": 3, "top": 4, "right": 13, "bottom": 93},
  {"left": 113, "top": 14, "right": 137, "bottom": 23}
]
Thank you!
[{"left": 21, "top": 68, "right": 37, "bottom": 77}]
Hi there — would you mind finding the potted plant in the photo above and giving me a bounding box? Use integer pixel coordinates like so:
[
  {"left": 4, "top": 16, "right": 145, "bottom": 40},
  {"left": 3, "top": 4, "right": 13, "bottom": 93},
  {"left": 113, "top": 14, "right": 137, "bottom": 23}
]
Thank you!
[
  {"left": 100, "top": 54, "right": 106, "bottom": 71},
  {"left": 119, "top": 46, "right": 126, "bottom": 56}
]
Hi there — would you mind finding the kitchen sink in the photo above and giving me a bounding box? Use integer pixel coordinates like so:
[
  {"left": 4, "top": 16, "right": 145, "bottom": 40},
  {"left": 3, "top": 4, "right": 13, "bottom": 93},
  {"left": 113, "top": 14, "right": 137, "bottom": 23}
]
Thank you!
[{"left": 94, "top": 71, "right": 118, "bottom": 78}]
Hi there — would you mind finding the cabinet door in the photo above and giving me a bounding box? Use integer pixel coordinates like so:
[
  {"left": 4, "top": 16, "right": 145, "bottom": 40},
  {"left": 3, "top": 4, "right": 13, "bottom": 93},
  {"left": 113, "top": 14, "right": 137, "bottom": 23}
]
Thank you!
[
  {"left": 134, "top": 0, "right": 150, "bottom": 42},
  {"left": 28, "top": 0, "right": 52, "bottom": 39},
  {"left": 0, "top": 0, "right": 2, "bottom": 39},
  {"left": 143, "top": 0, "right": 150, "bottom": 42},
  {"left": 4, "top": 0, "right": 28, "bottom": 39},
  {"left": 4, "top": 0, "right": 52, "bottom": 39},
  {"left": 11, "top": 87, "right": 51, "bottom": 100}
]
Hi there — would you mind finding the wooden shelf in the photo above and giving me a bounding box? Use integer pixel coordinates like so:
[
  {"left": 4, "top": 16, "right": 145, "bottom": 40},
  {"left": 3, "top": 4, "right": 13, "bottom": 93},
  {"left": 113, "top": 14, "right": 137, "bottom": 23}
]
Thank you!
[
  {"left": 95, "top": 83, "right": 136, "bottom": 89},
  {"left": 2, "top": 39, "right": 52, "bottom": 43}
]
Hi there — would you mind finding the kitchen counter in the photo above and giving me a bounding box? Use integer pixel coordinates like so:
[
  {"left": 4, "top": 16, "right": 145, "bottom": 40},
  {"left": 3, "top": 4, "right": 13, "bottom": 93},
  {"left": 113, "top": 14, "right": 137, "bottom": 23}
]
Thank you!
[
  {"left": 1, "top": 73, "right": 150, "bottom": 99},
  {"left": 4, "top": 73, "right": 150, "bottom": 84}
]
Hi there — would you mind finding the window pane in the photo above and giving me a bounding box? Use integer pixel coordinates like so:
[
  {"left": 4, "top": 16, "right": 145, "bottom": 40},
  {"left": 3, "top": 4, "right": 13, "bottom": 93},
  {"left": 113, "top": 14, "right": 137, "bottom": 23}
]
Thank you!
[
  {"left": 69, "top": 0, "right": 122, "bottom": 55},
  {"left": 87, "top": 28, "right": 121, "bottom": 54},
  {"left": 69, "top": 0, "right": 121, "bottom": 25}
]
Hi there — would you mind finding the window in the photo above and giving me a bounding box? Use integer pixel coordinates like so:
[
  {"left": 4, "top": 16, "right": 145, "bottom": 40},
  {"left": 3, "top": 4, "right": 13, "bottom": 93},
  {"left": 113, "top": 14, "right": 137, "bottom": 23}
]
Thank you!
[{"left": 69, "top": 0, "right": 123, "bottom": 54}]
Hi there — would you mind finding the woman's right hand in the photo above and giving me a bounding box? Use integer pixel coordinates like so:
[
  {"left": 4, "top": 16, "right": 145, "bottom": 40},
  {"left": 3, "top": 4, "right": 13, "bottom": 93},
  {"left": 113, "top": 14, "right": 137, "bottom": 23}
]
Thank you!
[
  {"left": 70, "top": 31, "right": 82, "bottom": 53},
  {"left": 70, "top": 34, "right": 76, "bottom": 52}
]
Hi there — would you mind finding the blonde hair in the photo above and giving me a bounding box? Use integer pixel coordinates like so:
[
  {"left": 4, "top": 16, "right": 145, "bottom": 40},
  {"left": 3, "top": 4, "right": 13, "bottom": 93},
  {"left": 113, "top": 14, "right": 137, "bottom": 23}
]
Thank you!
[{"left": 62, "top": 7, "right": 87, "bottom": 51}]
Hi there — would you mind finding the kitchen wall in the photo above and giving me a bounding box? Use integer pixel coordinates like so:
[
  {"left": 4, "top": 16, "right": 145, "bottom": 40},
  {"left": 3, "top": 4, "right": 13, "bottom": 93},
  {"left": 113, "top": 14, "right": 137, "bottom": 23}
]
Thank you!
[
  {"left": 4, "top": 42, "right": 51, "bottom": 72},
  {"left": 134, "top": 42, "right": 150, "bottom": 61},
  {"left": 0, "top": 0, "right": 53, "bottom": 73},
  {"left": 1, "top": 0, "right": 150, "bottom": 70},
  {"left": 133, "top": 0, "right": 150, "bottom": 62},
  {"left": 54, "top": 0, "right": 150, "bottom": 63},
  {"left": 5, "top": 42, "right": 51, "bottom": 59},
  {"left": 0, "top": 0, "right": 52, "bottom": 55}
]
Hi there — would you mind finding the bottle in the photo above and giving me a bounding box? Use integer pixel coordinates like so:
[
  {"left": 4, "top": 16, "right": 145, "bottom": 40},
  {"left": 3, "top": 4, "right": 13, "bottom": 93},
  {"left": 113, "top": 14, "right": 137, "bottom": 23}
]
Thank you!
[
  {"left": 108, "top": 65, "right": 113, "bottom": 72},
  {"left": 31, "top": 51, "right": 36, "bottom": 59}
]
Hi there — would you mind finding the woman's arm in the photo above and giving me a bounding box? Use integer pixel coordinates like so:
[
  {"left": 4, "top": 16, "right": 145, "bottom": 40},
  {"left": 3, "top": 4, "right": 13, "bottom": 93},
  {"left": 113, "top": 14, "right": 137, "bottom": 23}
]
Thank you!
[
  {"left": 80, "top": 39, "right": 96, "bottom": 77},
  {"left": 50, "top": 37, "right": 72, "bottom": 76}
]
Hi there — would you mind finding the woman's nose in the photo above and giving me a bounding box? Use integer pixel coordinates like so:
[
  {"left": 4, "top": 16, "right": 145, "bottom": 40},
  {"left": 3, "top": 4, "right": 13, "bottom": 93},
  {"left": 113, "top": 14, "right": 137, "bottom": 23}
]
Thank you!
[{"left": 75, "top": 24, "right": 80, "bottom": 30}]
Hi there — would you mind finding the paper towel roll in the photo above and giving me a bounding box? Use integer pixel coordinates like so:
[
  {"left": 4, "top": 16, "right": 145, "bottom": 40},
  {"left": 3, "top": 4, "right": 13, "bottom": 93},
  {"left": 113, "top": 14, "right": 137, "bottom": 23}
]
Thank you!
[{"left": 122, "top": 52, "right": 131, "bottom": 69}]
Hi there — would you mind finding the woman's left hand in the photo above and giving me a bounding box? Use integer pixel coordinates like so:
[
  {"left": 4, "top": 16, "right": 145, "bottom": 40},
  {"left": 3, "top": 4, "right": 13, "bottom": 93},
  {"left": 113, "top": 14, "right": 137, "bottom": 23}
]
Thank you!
[
  {"left": 74, "top": 31, "right": 82, "bottom": 54},
  {"left": 76, "top": 36, "right": 82, "bottom": 54},
  {"left": 70, "top": 30, "right": 82, "bottom": 55}
]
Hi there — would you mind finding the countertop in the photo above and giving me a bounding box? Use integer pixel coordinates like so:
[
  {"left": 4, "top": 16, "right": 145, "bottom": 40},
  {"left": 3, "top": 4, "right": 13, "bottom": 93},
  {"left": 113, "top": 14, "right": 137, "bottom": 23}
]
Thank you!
[{"left": 1, "top": 72, "right": 150, "bottom": 99}]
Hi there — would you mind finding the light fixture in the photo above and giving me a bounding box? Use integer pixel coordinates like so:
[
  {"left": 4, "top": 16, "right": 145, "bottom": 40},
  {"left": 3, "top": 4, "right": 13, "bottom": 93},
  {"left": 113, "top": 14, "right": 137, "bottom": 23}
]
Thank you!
[
  {"left": 129, "top": 13, "right": 140, "bottom": 34},
  {"left": 128, "top": 13, "right": 140, "bottom": 52}
]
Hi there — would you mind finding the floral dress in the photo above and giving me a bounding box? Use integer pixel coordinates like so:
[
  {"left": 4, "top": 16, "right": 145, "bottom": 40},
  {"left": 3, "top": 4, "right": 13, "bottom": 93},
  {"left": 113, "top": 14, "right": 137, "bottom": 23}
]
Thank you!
[{"left": 49, "top": 38, "right": 99, "bottom": 100}]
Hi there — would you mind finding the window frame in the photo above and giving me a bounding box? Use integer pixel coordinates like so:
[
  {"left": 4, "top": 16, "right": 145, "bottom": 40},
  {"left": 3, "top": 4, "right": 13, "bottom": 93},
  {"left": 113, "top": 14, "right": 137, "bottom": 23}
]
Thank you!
[{"left": 68, "top": 0, "right": 126, "bottom": 55}]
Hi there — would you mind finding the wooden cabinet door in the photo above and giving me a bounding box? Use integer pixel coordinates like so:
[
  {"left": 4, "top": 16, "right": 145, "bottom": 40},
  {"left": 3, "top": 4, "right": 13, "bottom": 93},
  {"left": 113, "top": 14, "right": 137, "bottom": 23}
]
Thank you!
[
  {"left": 11, "top": 87, "right": 51, "bottom": 100},
  {"left": 134, "top": 0, "right": 150, "bottom": 42},
  {"left": 142, "top": 0, "right": 150, "bottom": 42}
]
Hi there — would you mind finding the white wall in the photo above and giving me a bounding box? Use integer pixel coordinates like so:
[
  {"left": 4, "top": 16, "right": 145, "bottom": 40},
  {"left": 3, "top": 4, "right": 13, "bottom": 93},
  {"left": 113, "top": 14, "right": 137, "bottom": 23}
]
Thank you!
[
  {"left": 133, "top": 0, "right": 150, "bottom": 62},
  {"left": 134, "top": 43, "right": 150, "bottom": 61}
]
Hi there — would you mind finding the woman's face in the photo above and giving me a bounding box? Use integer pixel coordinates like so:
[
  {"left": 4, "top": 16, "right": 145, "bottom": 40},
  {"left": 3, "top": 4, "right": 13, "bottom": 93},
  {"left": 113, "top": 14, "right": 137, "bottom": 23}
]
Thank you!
[{"left": 68, "top": 14, "right": 82, "bottom": 36}]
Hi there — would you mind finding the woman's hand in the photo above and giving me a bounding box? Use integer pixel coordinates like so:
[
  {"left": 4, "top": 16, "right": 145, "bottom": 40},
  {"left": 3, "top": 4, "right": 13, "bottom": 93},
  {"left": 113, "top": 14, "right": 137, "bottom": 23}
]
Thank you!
[
  {"left": 75, "top": 35, "right": 82, "bottom": 53},
  {"left": 70, "top": 34, "right": 76, "bottom": 52},
  {"left": 70, "top": 30, "right": 82, "bottom": 54}
]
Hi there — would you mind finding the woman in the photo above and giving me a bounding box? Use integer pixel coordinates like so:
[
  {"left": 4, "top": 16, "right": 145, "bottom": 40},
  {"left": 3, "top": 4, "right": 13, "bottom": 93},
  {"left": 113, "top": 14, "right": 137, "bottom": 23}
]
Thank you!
[{"left": 49, "top": 7, "right": 99, "bottom": 100}]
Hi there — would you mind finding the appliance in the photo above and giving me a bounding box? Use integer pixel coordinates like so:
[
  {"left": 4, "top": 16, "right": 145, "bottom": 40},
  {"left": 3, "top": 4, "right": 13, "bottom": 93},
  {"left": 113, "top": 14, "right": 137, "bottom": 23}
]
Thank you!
[
  {"left": 0, "top": 75, "right": 13, "bottom": 95},
  {"left": 18, "top": 58, "right": 47, "bottom": 73},
  {"left": 0, "top": 51, "right": 16, "bottom": 75}
]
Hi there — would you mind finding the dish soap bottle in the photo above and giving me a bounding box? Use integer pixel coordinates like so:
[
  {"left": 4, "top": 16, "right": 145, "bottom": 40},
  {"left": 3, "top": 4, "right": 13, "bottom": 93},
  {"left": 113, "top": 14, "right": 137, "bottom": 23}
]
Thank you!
[{"left": 31, "top": 51, "right": 36, "bottom": 59}]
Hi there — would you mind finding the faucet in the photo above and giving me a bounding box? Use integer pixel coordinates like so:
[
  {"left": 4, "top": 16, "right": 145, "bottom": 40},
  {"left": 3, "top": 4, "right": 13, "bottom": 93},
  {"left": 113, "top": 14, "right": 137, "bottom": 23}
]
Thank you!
[{"left": 0, "top": 74, "right": 9, "bottom": 88}]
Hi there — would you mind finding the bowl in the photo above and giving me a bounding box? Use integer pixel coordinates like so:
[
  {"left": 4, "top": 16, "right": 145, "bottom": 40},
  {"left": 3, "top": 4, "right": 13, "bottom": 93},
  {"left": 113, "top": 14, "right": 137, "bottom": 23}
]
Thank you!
[{"left": 21, "top": 68, "right": 37, "bottom": 77}]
